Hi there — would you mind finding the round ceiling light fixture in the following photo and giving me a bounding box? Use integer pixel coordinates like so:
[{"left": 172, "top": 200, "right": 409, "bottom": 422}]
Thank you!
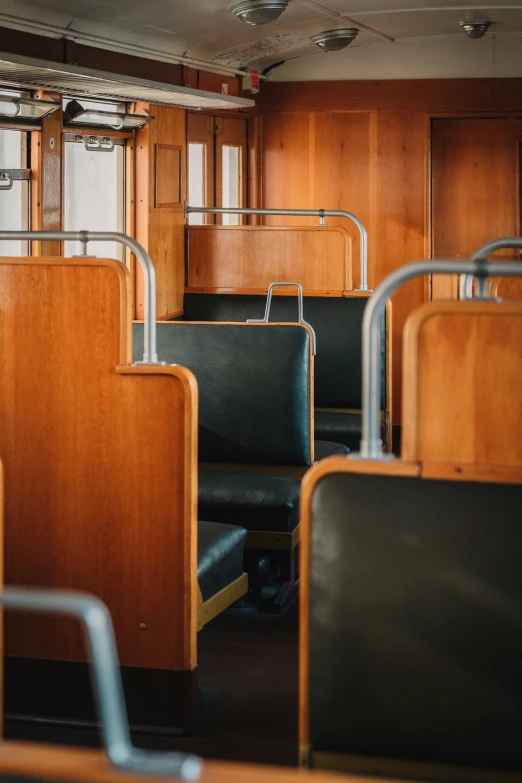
[
  {"left": 311, "top": 28, "right": 359, "bottom": 51},
  {"left": 460, "top": 19, "right": 492, "bottom": 39},
  {"left": 231, "top": 0, "right": 289, "bottom": 26}
]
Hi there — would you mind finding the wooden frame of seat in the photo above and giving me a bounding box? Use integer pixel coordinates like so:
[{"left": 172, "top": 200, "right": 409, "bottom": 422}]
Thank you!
[
  {"left": 0, "top": 256, "right": 199, "bottom": 731},
  {"left": 402, "top": 300, "right": 522, "bottom": 465},
  {"left": 299, "top": 455, "right": 522, "bottom": 781}
]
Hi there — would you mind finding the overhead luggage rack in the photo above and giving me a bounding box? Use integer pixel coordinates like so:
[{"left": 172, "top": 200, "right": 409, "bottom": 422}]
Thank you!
[{"left": 0, "top": 51, "right": 255, "bottom": 110}]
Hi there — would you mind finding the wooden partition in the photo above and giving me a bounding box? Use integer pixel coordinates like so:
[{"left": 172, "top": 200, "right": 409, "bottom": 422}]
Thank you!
[
  {"left": 401, "top": 300, "right": 522, "bottom": 465},
  {"left": 0, "top": 257, "right": 198, "bottom": 729},
  {"left": 185, "top": 225, "right": 353, "bottom": 295}
]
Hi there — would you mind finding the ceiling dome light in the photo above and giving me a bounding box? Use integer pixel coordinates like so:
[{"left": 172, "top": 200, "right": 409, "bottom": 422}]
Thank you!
[
  {"left": 460, "top": 19, "right": 492, "bottom": 39},
  {"left": 311, "top": 28, "right": 359, "bottom": 52},
  {"left": 231, "top": 0, "right": 289, "bottom": 26}
]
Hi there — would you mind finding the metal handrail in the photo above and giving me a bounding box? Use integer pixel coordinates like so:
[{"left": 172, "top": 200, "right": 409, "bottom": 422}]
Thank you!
[
  {"left": 356, "top": 257, "right": 522, "bottom": 460},
  {"left": 184, "top": 204, "right": 370, "bottom": 293},
  {"left": 460, "top": 237, "right": 522, "bottom": 300},
  {"left": 247, "top": 281, "right": 317, "bottom": 354},
  {"left": 0, "top": 587, "right": 202, "bottom": 779},
  {"left": 0, "top": 231, "right": 159, "bottom": 363}
]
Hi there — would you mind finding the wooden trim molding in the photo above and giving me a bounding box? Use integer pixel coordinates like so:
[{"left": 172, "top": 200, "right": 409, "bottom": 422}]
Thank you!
[{"left": 197, "top": 573, "right": 248, "bottom": 631}]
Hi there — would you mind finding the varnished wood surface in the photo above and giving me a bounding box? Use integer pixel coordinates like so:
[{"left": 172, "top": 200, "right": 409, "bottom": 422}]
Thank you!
[
  {"left": 215, "top": 117, "right": 248, "bottom": 226},
  {"left": 135, "top": 105, "right": 187, "bottom": 318},
  {"left": 260, "top": 110, "right": 429, "bottom": 425},
  {"left": 40, "top": 105, "right": 63, "bottom": 257},
  {"left": 431, "top": 119, "right": 522, "bottom": 299},
  {"left": 0, "top": 257, "right": 198, "bottom": 671},
  {"left": 0, "top": 742, "right": 415, "bottom": 783},
  {"left": 256, "top": 78, "right": 522, "bottom": 115},
  {"left": 185, "top": 225, "right": 352, "bottom": 293},
  {"left": 402, "top": 301, "right": 522, "bottom": 465},
  {"left": 491, "top": 276, "right": 522, "bottom": 301}
]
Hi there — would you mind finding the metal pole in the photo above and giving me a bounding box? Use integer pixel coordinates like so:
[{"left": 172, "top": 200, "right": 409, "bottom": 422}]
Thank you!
[
  {"left": 185, "top": 205, "right": 370, "bottom": 293},
  {"left": 357, "top": 258, "right": 522, "bottom": 460},
  {"left": 0, "top": 231, "right": 158, "bottom": 364},
  {"left": 247, "top": 281, "right": 317, "bottom": 353},
  {"left": 0, "top": 587, "right": 202, "bottom": 779},
  {"left": 460, "top": 237, "right": 522, "bottom": 300}
]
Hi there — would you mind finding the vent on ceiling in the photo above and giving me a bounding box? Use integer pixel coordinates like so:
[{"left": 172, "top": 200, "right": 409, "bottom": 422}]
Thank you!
[{"left": 0, "top": 52, "right": 255, "bottom": 110}]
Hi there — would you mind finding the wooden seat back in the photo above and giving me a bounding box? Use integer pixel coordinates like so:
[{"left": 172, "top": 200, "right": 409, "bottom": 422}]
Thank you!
[
  {"left": 402, "top": 300, "right": 522, "bottom": 465},
  {"left": 300, "top": 456, "right": 522, "bottom": 781},
  {"left": 0, "top": 258, "right": 197, "bottom": 710}
]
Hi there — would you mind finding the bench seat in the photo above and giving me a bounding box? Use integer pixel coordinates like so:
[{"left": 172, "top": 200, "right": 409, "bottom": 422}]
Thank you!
[
  {"left": 197, "top": 520, "right": 247, "bottom": 601},
  {"left": 314, "top": 410, "right": 388, "bottom": 451},
  {"left": 199, "top": 471, "right": 300, "bottom": 533}
]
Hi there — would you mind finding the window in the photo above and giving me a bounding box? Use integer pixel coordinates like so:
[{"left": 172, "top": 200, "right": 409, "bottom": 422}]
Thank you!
[
  {"left": 188, "top": 143, "right": 206, "bottom": 225},
  {"left": 63, "top": 138, "right": 125, "bottom": 260},
  {"left": 221, "top": 145, "right": 241, "bottom": 226},
  {"left": 0, "top": 129, "right": 30, "bottom": 256},
  {"left": 187, "top": 113, "right": 247, "bottom": 225}
]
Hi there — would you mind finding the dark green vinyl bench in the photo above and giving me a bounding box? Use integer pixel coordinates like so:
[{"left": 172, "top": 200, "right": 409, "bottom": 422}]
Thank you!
[
  {"left": 301, "top": 461, "right": 522, "bottom": 779},
  {"left": 180, "top": 293, "right": 390, "bottom": 452}
]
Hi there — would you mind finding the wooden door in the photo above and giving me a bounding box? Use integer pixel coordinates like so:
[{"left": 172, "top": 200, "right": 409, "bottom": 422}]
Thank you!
[
  {"left": 215, "top": 116, "right": 247, "bottom": 225},
  {"left": 187, "top": 112, "right": 214, "bottom": 225},
  {"left": 431, "top": 118, "right": 522, "bottom": 299}
]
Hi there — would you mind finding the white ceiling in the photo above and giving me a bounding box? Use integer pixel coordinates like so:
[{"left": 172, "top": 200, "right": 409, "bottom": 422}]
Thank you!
[{"left": 0, "top": 0, "right": 521, "bottom": 79}]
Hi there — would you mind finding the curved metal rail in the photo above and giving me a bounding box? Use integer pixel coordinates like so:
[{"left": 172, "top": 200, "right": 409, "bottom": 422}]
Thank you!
[
  {"left": 0, "top": 231, "right": 159, "bottom": 364},
  {"left": 460, "top": 237, "right": 522, "bottom": 300},
  {"left": 184, "top": 204, "right": 370, "bottom": 293},
  {"left": 357, "top": 257, "right": 522, "bottom": 460},
  {"left": 247, "top": 281, "right": 317, "bottom": 354},
  {"left": 0, "top": 587, "right": 202, "bottom": 779}
]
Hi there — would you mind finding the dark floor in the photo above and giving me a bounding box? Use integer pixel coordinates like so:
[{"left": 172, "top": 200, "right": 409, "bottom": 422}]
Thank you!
[{"left": 5, "top": 600, "right": 299, "bottom": 767}]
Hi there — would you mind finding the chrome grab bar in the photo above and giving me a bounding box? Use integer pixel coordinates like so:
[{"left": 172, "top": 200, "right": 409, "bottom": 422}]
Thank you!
[
  {"left": 81, "top": 135, "right": 116, "bottom": 153},
  {"left": 0, "top": 231, "right": 159, "bottom": 364},
  {"left": 0, "top": 587, "right": 202, "bottom": 779},
  {"left": 247, "top": 281, "right": 317, "bottom": 354},
  {"left": 184, "top": 204, "right": 370, "bottom": 293},
  {"left": 356, "top": 256, "right": 522, "bottom": 460},
  {"left": 460, "top": 237, "right": 522, "bottom": 300}
]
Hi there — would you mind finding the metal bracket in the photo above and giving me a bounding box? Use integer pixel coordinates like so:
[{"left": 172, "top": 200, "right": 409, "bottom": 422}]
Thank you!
[
  {"left": 0, "top": 172, "right": 13, "bottom": 190},
  {"left": 247, "top": 281, "right": 317, "bottom": 354},
  {"left": 0, "top": 587, "right": 202, "bottom": 780}
]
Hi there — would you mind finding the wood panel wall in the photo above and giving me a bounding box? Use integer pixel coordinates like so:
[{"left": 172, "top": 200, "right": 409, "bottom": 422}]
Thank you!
[
  {"left": 258, "top": 109, "right": 429, "bottom": 424},
  {"left": 255, "top": 79, "right": 522, "bottom": 425},
  {"left": 432, "top": 118, "right": 522, "bottom": 299},
  {"left": 186, "top": 225, "right": 352, "bottom": 294},
  {"left": 135, "top": 105, "right": 187, "bottom": 319}
]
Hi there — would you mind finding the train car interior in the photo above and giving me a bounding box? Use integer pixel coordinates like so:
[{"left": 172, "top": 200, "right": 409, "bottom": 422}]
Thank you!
[{"left": 0, "top": 0, "right": 521, "bottom": 781}]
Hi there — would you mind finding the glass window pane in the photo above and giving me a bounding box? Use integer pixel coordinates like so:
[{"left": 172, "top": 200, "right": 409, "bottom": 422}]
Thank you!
[
  {"left": 0, "top": 180, "right": 29, "bottom": 256},
  {"left": 222, "top": 145, "right": 240, "bottom": 226},
  {"left": 64, "top": 141, "right": 125, "bottom": 260},
  {"left": 0, "top": 129, "right": 29, "bottom": 256},
  {"left": 188, "top": 143, "right": 205, "bottom": 226},
  {"left": 0, "top": 128, "right": 23, "bottom": 168}
]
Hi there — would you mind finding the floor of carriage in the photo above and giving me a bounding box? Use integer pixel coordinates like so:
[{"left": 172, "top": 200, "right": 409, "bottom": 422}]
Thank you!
[{"left": 4, "top": 600, "right": 299, "bottom": 767}]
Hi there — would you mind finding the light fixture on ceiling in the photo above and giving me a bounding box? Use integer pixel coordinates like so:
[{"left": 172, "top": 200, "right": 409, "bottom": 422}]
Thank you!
[
  {"left": 63, "top": 99, "right": 153, "bottom": 130},
  {"left": 231, "top": 0, "right": 289, "bottom": 26},
  {"left": 311, "top": 28, "right": 359, "bottom": 51},
  {"left": 460, "top": 19, "right": 492, "bottom": 39}
]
